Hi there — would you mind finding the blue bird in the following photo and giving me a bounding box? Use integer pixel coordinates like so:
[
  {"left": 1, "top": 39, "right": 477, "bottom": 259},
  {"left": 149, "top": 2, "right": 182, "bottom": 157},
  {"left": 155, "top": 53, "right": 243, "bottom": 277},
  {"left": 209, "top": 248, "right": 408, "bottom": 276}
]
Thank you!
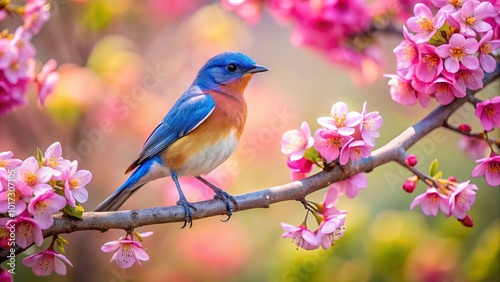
[{"left": 95, "top": 52, "right": 269, "bottom": 228}]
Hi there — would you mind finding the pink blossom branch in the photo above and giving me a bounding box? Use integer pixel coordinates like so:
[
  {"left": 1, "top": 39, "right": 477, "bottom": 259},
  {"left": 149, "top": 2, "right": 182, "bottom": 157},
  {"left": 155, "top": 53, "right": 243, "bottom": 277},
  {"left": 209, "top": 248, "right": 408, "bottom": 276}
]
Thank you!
[{"left": 1, "top": 73, "right": 498, "bottom": 262}]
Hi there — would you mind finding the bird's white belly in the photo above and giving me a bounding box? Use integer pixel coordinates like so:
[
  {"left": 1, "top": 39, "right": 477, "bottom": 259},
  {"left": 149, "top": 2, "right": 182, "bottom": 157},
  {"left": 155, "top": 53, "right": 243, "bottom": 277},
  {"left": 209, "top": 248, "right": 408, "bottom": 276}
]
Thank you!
[{"left": 179, "top": 131, "right": 239, "bottom": 176}]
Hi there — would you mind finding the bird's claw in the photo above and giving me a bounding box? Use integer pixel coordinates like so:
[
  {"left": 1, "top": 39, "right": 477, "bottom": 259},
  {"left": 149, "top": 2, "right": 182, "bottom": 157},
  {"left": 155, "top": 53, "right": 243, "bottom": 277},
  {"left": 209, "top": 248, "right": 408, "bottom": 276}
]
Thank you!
[
  {"left": 176, "top": 199, "right": 197, "bottom": 229},
  {"left": 213, "top": 189, "right": 238, "bottom": 222}
]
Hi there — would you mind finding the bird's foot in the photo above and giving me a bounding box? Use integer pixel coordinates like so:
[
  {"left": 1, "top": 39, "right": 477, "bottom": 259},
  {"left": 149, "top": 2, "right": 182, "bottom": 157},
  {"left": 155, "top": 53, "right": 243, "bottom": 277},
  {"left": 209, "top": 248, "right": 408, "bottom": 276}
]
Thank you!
[
  {"left": 176, "top": 198, "right": 197, "bottom": 229},
  {"left": 212, "top": 187, "right": 238, "bottom": 222}
]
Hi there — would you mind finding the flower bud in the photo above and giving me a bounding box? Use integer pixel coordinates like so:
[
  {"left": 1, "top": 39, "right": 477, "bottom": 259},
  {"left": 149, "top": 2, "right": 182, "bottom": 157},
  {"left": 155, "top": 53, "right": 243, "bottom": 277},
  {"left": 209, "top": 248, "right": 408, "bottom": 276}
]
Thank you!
[
  {"left": 458, "top": 214, "right": 474, "bottom": 228},
  {"left": 405, "top": 155, "right": 418, "bottom": 167},
  {"left": 458, "top": 123, "right": 472, "bottom": 133},
  {"left": 403, "top": 178, "right": 417, "bottom": 193},
  {"left": 448, "top": 176, "right": 457, "bottom": 183}
]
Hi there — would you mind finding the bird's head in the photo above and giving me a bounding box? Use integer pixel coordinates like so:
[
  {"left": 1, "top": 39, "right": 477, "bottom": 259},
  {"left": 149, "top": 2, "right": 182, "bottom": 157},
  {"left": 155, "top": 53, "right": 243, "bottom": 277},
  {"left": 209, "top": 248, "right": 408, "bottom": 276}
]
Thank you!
[{"left": 194, "top": 52, "right": 269, "bottom": 95}]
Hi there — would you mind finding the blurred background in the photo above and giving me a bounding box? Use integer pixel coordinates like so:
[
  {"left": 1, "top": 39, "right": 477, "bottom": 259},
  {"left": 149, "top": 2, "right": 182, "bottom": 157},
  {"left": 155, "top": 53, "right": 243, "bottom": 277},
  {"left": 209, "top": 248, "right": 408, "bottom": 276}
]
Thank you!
[{"left": 0, "top": 0, "right": 499, "bottom": 281}]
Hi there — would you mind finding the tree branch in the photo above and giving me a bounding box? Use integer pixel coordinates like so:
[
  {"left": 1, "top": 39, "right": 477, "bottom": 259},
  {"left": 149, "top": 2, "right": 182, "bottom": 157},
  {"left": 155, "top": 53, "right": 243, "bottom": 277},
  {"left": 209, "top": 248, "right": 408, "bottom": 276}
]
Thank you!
[{"left": 1, "top": 73, "right": 498, "bottom": 262}]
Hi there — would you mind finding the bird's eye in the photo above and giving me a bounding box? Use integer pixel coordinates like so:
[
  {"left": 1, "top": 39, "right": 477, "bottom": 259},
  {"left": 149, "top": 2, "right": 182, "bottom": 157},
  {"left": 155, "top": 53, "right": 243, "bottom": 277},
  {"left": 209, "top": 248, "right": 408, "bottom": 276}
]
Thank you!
[{"left": 226, "top": 63, "right": 238, "bottom": 73}]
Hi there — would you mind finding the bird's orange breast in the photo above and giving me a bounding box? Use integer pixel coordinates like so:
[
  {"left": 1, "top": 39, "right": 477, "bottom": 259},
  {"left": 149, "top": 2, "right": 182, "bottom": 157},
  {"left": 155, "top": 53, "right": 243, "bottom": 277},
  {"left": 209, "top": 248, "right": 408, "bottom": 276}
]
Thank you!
[{"left": 163, "top": 89, "right": 248, "bottom": 175}]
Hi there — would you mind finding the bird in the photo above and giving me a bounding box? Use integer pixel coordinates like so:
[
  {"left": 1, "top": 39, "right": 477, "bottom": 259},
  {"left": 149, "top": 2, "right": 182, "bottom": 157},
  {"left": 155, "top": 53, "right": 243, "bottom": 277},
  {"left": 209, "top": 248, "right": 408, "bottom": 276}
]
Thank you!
[{"left": 95, "top": 52, "right": 269, "bottom": 228}]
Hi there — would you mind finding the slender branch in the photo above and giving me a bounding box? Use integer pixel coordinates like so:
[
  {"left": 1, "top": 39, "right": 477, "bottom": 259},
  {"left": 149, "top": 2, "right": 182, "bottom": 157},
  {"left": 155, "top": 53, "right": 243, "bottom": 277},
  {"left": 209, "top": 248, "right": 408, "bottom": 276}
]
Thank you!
[{"left": 1, "top": 74, "right": 498, "bottom": 261}]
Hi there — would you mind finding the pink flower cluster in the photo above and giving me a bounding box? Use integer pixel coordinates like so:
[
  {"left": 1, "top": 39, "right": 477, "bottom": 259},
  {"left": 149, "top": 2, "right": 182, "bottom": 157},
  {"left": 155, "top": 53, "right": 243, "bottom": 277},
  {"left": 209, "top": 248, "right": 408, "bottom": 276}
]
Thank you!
[
  {"left": 282, "top": 186, "right": 347, "bottom": 250},
  {"left": 280, "top": 101, "right": 376, "bottom": 250},
  {"left": 0, "top": 0, "right": 58, "bottom": 115},
  {"left": 387, "top": 1, "right": 499, "bottom": 106},
  {"left": 223, "top": 0, "right": 383, "bottom": 80},
  {"left": 281, "top": 173, "right": 367, "bottom": 250},
  {"left": 0, "top": 142, "right": 92, "bottom": 276},
  {"left": 410, "top": 180, "right": 478, "bottom": 225},
  {"left": 281, "top": 102, "right": 382, "bottom": 181}
]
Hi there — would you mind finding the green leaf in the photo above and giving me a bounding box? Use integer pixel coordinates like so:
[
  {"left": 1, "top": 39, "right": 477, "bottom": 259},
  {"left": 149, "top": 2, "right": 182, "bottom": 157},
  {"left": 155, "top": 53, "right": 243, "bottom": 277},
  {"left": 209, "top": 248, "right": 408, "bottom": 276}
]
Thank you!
[
  {"left": 55, "top": 236, "right": 68, "bottom": 254},
  {"left": 61, "top": 204, "right": 84, "bottom": 220},
  {"left": 36, "top": 148, "right": 43, "bottom": 163},
  {"left": 429, "top": 22, "right": 453, "bottom": 46},
  {"left": 429, "top": 159, "right": 439, "bottom": 177},
  {"left": 76, "top": 204, "right": 85, "bottom": 213},
  {"left": 434, "top": 171, "right": 443, "bottom": 180},
  {"left": 56, "top": 236, "right": 69, "bottom": 245},
  {"left": 303, "top": 147, "right": 321, "bottom": 164},
  {"left": 56, "top": 240, "right": 66, "bottom": 254},
  {"left": 134, "top": 231, "right": 143, "bottom": 242}
]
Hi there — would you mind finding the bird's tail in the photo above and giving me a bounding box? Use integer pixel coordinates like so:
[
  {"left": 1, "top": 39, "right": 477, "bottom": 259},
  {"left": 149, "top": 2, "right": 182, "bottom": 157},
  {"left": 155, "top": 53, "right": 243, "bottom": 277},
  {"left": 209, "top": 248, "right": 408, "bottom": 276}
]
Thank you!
[
  {"left": 94, "top": 156, "right": 160, "bottom": 212},
  {"left": 94, "top": 183, "right": 145, "bottom": 212}
]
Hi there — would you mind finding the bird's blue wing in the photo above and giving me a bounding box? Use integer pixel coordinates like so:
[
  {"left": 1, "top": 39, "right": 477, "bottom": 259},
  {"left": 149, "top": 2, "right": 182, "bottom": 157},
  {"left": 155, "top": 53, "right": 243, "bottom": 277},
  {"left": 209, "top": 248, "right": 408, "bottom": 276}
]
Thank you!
[{"left": 126, "top": 87, "right": 215, "bottom": 172}]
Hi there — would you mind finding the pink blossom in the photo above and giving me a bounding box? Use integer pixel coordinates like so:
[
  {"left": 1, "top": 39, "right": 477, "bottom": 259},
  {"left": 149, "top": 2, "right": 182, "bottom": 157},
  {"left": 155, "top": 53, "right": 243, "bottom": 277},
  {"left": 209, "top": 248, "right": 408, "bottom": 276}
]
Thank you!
[
  {"left": 0, "top": 39, "right": 16, "bottom": 70},
  {"left": 471, "top": 155, "right": 500, "bottom": 186},
  {"left": 317, "top": 102, "right": 363, "bottom": 136},
  {"left": 316, "top": 213, "right": 346, "bottom": 249},
  {"left": 449, "top": 181, "right": 477, "bottom": 220},
  {"left": 27, "top": 188, "right": 67, "bottom": 229},
  {"left": 330, "top": 173, "right": 368, "bottom": 199},
  {"left": 425, "top": 76, "right": 466, "bottom": 105},
  {"left": 0, "top": 266, "right": 13, "bottom": 282},
  {"left": 360, "top": 102, "right": 383, "bottom": 146},
  {"left": 474, "top": 96, "right": 500, "bottom": 131},
  {"left": 321, "top": 0, "right": 371, "bottom": 34},
  {"left": 18, "top": 157, "right": 52, "bottom": 193},
  {"left": 221, "top": 0, "right": 263, "bottom": 24},
  {"left": 23, "top": 0, "right": 51, "bottom": 35},
  {"left": 10, "top": 27, "right": 36, "bottom": 61},
  {"left": 2, "top": 56, "right": 30, "bottom": 84},
  {"left": 0, "top": 179, "right": 33, "bottom": 216},
  {"left": 457, "top": 136, "right": 488, "bottom": 160},
  {"left": 0, "top": 78, "right": 28, "bottom": 115},
  {"left": 23, "top": 249, "right": 73, "bottom": 276},
  {"left": 339, "top": 140, "right": 372, "bottom": 165},
  {"left": 386, "top": 74, "right": 430, "bottom": 107},
  {"left": 478, "top": 31, "right": 500, "bottom": 73},
  {"left": 410, "top": 187, "right": 451, "bottom": 216},
  {"left": 101, "top": 232, "right": 153, "bottom": 268},
  {"left": 454, "top": 67, "right": 484, "bottom": 91},
  {"left": 281, "top": 223, "right": 318, "bottom": 250},
  {"left": 415, "top": 44, "right": 443, "bottom": 83},
  {"left": 319, "top": 187, "right": 340, "bottom": 217},
  {"left": 406, "top": 4, "right": 446, "bottom": 43},
  {"left": 394, "top": 26, "right": 420, "bottom": 70},
  {"left": 287, "top": 157, "right": 313, "bottom": 181},
  {"left": 432, "top": 0, "right": 466, "bottom": 14},
  {"left": 266, "top": 0, "right": 375, "bottom": 81},
  {"left": 36, "top": 59, "right": 59, "bottom": 106},
  {"left": 0, "top": 151, "right": 22, "bottom": 170},
  {"left": 281, "top": 121, "right": 314, "bottom": 161},
  {"left": 13, "top": 215, "right": 44, "bottom": 248},
  {"left": 451, "top": 0, "right": 496, "bottom": 37},
  {"left": 0, "top": 171, "right": 4, "bottom": 191},
  {"left": 313, "top": 128, "right": 352, "bottom": 163},
  {"left": 42, "top": 142, "right": 70, "bottom": 177},
  {"left": 63, "top": 161, "right": 91, "bottom": 207},
  {"left": 436, "top": 33, "right": 479, "bottom": 73}
]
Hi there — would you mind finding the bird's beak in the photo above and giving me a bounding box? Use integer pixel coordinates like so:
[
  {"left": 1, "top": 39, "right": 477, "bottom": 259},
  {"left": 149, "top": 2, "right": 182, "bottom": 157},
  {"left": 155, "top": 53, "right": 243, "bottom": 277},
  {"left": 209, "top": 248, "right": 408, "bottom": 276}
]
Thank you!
[{"left": 246, "top": 64, "right": 269, "bottom": 74}]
